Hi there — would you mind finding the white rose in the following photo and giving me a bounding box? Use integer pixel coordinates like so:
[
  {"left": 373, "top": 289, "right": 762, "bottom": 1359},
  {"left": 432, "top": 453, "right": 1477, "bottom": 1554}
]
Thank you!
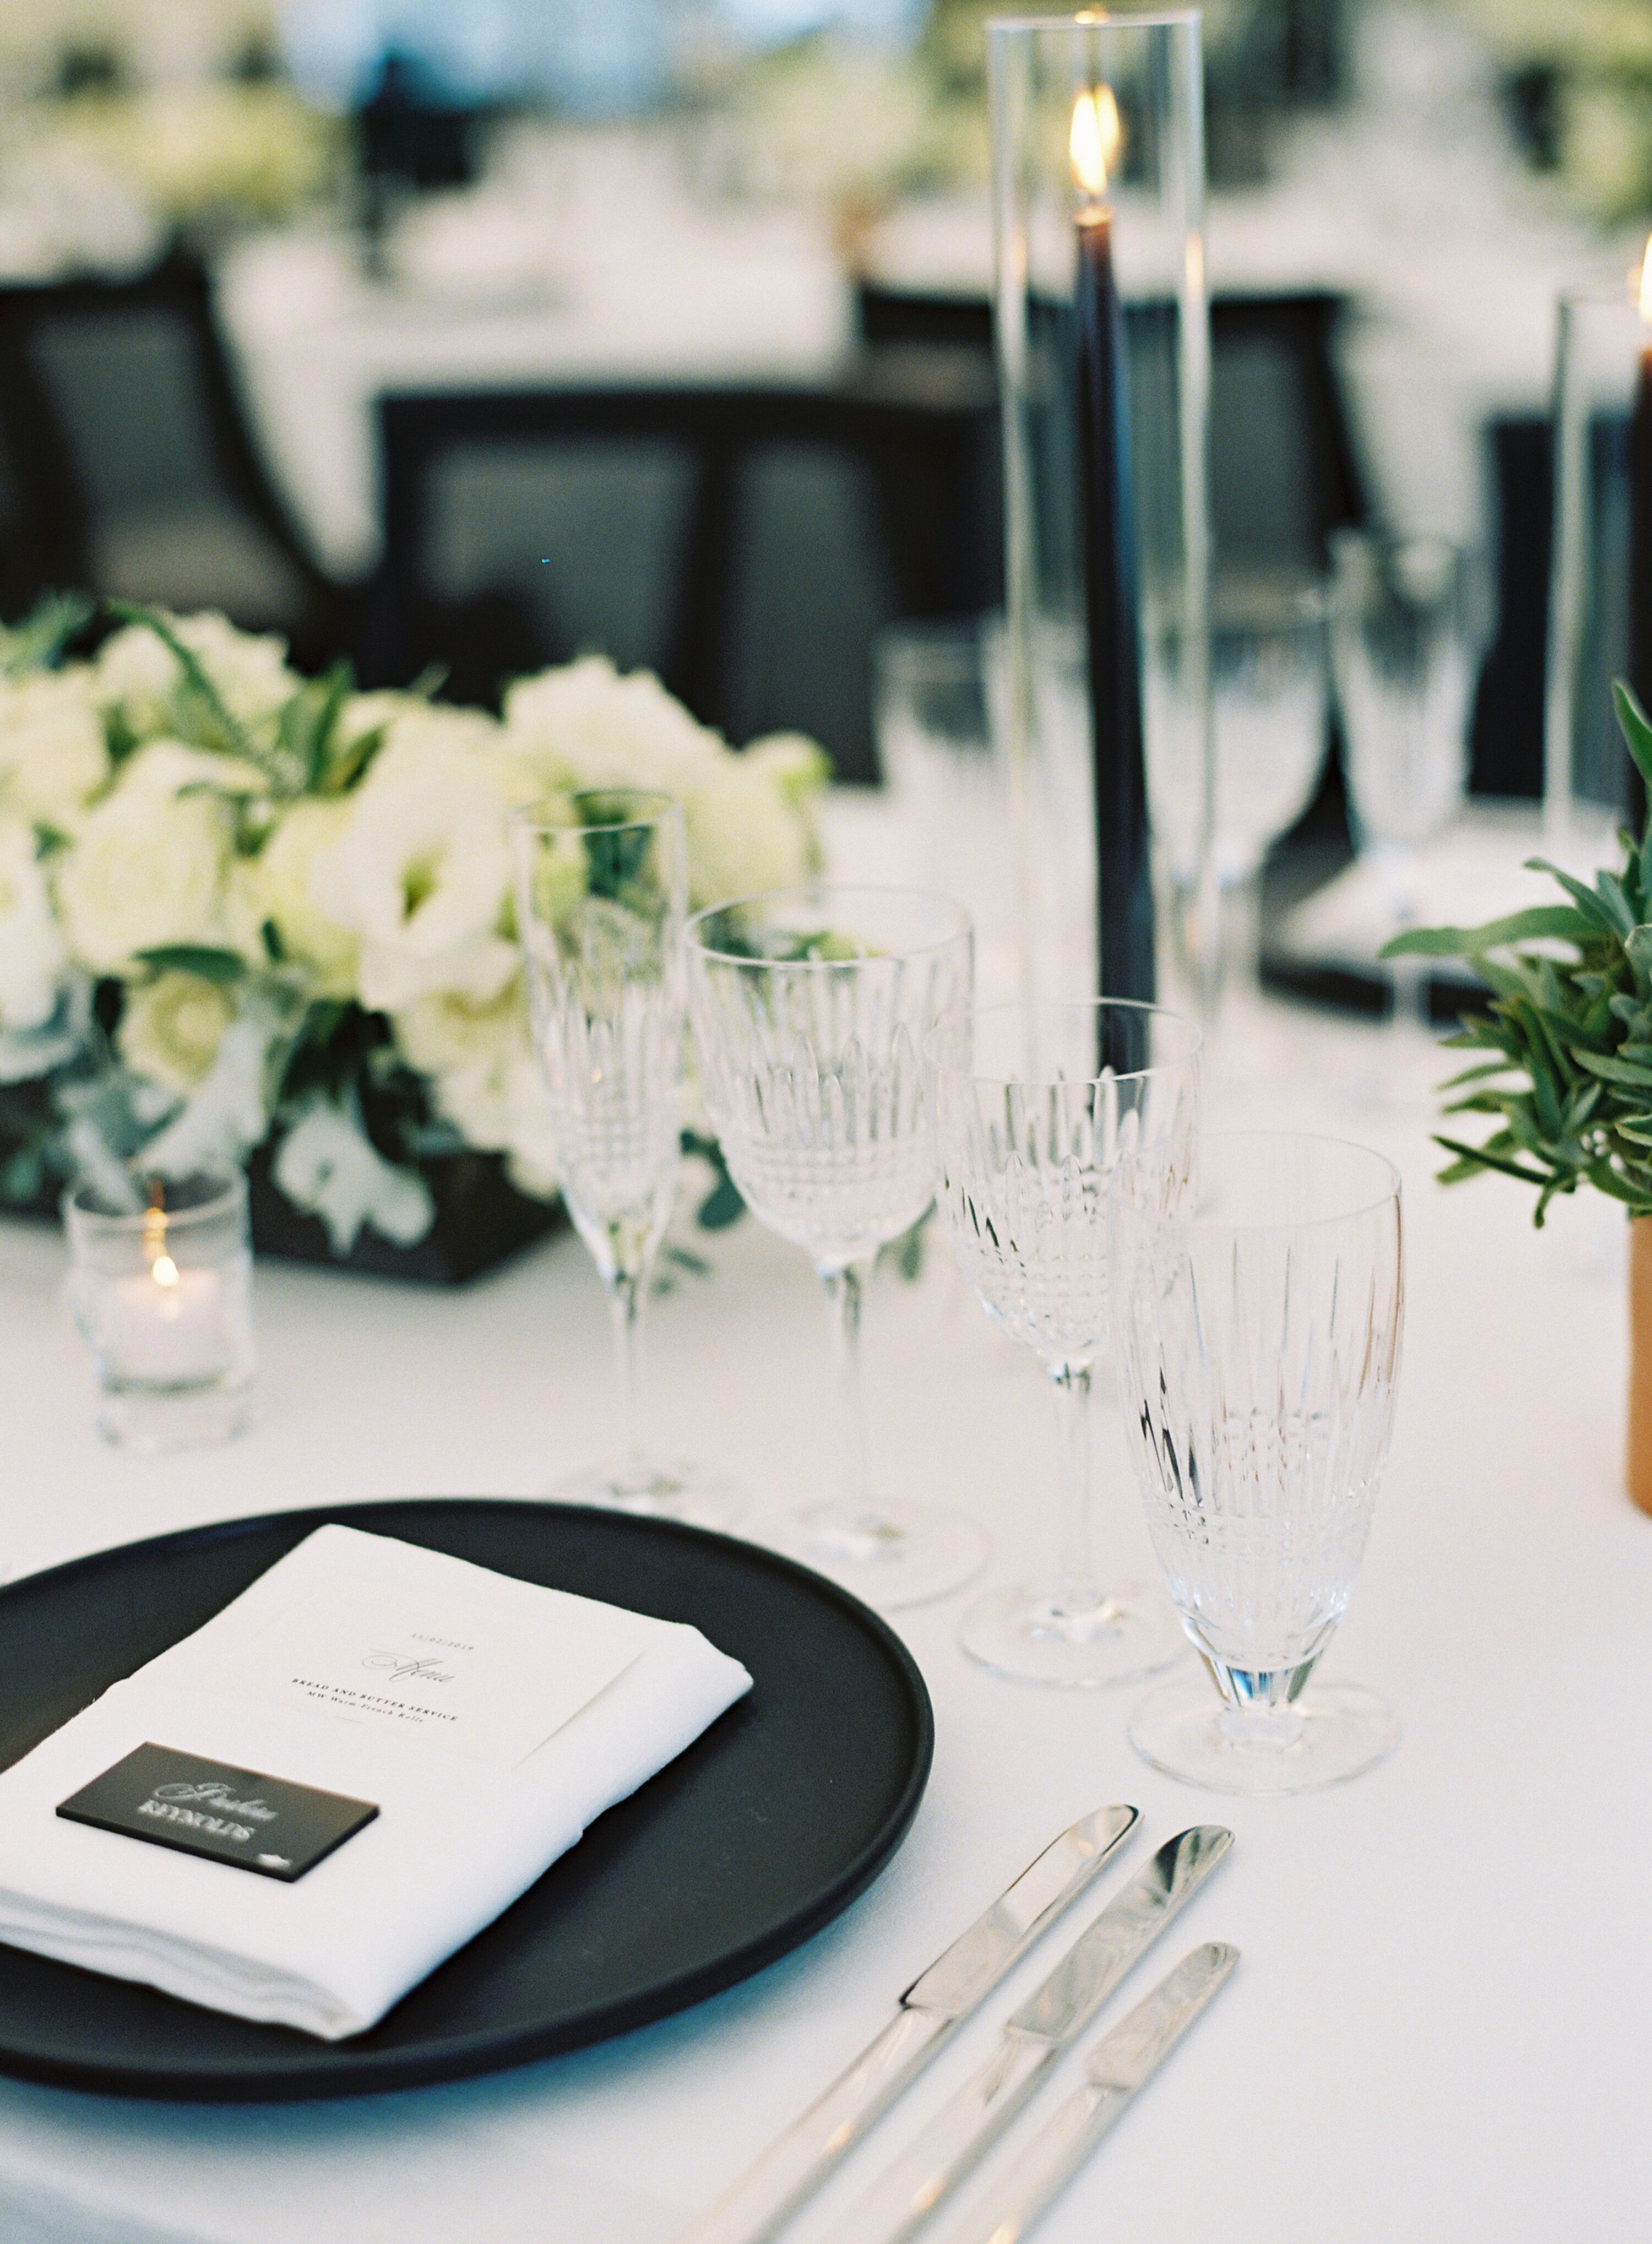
[
  {"left": 392, "top": 971, "right": 526, "bottom": 1080},
  {"left": 502, "top": 655, "right": 724, "bottom": 796},
  {"left": 0, "top": 670, "right": 110, "bottom": 831},
  {"left": 55, "top": 751, "right": 236, "bottom": 972},
  {"left": 682, "top": 758, "right": 814, "bottom": 908},
  {"left": 94, "top": 611, "right": 297, "bottom": 733},
  {"left": 254, "top": 798, "right": 358, "bottom": 997},
  {"left": 117, "top": 970, "right": 237, "bottom": 1098},
  {"left": 309, "top": 721, "right": 531, "bottom": 1011},
  {"left": 0, "top": 817, "right": 68, "bottom": 1031},
  {"left": 436, "top": 1045, "right": 559, "bottom": 1200}
]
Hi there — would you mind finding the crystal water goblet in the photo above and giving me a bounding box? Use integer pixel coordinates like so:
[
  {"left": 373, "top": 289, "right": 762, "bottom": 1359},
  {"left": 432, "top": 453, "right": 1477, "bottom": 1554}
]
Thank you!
[
  {"left": 1111, "top": 1129, "right": 1404, "bottom": 1792},
  {"left": 686, "top": 884, "right": 984, "bottom": 1609},
  {"left": 931, "top": 1001, "right": 1201, "bottom": 1685},
  {"left": 512, "top": 790, "right": 740, "bottom": 1526}
]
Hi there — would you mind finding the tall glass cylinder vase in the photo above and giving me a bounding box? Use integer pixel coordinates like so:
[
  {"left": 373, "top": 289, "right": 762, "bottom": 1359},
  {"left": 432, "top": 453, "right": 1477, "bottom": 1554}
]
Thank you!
[
  {"left": 1545, "top": 259, "right": 1652, "bottom": 865},
  {"left": 989, "top": 10, "right": 1213, "bottom": 1022}
]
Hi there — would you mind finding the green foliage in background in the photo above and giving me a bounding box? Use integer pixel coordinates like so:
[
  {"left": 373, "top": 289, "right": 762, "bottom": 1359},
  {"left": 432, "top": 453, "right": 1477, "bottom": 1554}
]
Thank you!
[{"left": 1384, "top": 683, "right": 1652, "bottom": 1224}]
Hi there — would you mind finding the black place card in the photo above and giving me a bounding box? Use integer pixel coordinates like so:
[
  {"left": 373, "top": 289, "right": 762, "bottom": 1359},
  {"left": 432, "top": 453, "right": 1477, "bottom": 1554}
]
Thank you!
[{"left": 57, "top": 1743, "right": 378, "bottom": 1883}]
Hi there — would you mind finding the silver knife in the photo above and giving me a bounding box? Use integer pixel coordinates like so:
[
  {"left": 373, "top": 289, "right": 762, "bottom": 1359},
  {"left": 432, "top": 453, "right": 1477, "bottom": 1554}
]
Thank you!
[
  {"left": 933, "top": 1943, "right": 1240, "bottom": 2244},
  {"left": 682, "top": 1805, "right": 1139, "bottom": 2244},
  {"left": 840, "top": 1826, "right": 1233, "bottom": 2244}
]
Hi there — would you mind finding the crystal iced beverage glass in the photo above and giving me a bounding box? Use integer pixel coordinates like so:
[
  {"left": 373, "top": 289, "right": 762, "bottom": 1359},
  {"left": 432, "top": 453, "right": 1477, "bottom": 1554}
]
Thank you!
[
  {"left": 932, "top": 1001, "right": 1200, "bottom": 1685},
  {"left": 686, "top": 884, "right": 983, "bottom": 1608},
  {"left": 1112, "top": 1131, "right": 1403, "bottom": 1791},
  {"left": 512, "top": 790, "right": 738, "bottom": 1526}
]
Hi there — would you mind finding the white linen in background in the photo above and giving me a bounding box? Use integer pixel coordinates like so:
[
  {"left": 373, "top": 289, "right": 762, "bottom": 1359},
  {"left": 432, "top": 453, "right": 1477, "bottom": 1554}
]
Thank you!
[{"left": 0, "top": 1525, "right": 751, "bottom": 2040}]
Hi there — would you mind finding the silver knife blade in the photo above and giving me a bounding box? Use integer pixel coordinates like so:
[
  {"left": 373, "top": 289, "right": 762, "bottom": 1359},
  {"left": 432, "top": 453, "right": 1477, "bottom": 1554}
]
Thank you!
[
  {"left": 934, "top": 1944, "right": 1240, "bottom": 2244},
  {"left": 681, "top": 1805, "right": 1138, "bottom": 2244},
  {"left": 840, "top": 1825, "right": 1232, "bottom": 2244}
]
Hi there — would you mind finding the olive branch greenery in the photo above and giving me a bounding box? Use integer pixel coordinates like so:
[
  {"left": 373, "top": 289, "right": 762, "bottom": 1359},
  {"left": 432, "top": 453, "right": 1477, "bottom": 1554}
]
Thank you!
[{"left": 1383, "top": 681, "right": 1652, "bottom": 1225}]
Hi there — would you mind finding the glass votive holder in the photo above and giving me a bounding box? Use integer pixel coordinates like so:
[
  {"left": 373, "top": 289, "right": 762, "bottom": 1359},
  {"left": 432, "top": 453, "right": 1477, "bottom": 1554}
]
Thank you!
[{"left": 64, "top": 1167, "right": 256, "bottom": 1452}]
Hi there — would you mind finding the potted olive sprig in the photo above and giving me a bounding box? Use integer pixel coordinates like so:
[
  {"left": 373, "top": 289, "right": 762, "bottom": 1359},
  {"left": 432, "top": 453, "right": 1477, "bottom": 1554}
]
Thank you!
[{"left": 1383, "top": 682, "right": 1652, "bottom": 1512}]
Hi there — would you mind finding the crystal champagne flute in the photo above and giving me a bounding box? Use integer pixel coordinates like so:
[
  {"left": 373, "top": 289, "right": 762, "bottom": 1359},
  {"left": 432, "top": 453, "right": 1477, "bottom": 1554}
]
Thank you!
[
  {"left": 686, "top": 884, "right": 983, "bottom": 1609},
  {"left": 1111, "top": 1129, "right": 1403, "bottom": 1791},
  {"left": 512, "top": 790, "right": 739, "bottom": 1526},
  {"left": 931, "top": 1000, "right": 1200, "bottom": 1685}
]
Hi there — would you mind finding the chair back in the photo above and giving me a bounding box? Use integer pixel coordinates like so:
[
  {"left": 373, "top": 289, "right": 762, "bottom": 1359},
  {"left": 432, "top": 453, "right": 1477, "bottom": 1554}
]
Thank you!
[{"left": 363, "top": 368, "right": 1000, "bottom": 780}]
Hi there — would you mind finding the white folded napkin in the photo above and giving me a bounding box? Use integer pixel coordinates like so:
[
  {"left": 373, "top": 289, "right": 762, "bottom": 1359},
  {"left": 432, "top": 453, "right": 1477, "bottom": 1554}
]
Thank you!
[{"left": 0, "top": 1524, "right": 751, "bottom": 2040}]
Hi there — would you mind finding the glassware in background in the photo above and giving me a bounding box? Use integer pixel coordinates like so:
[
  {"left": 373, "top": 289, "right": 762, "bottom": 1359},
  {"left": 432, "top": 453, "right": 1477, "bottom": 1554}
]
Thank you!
[
  {"left": 1329, "top": 529, "right": 1476, "bottom": 1080},
  {"left": 932, "top": 1000, "right": 1201, "bottom": 1685},
  {"left": 686, "top": 884, "right": 983, "bottom": 1609},
  {"left": 1546, "top": 282, "right": 1649, "bottom": 865},
  {"left": 1203, "top": 580, "right": 1329, "bottom": 1084},
  {"left": 873, "top": 618, "right": 1021, "bottom": 1004},
  {"left": 65, "top": 1165, "right": 254, "bottom": 1450},
  {"left": 512, "top": 791, "right": 740, "bottom": 1528},
  {"left": 1112, "top": 1130, "right": 1403, "bottom": 1792}
]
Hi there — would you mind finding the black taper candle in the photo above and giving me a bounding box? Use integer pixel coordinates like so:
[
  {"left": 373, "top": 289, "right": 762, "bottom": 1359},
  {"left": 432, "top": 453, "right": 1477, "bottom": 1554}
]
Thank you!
[
  {"left": 1629, "top": 241, "right": 1652, "bottom": 824},
  {"left": 1073, "top": 170, "right": 1154, "bottom": 1003}
]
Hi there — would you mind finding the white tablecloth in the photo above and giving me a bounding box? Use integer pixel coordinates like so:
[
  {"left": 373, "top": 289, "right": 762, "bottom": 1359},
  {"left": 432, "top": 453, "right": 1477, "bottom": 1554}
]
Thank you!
[{"left": 0, "top": 933, "right": 1644, "bottom": 2238}]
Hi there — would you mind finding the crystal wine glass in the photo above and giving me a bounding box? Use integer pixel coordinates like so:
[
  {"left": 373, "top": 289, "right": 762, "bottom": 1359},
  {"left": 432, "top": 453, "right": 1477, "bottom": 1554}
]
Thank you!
[
  {"left": 1111, "top": 1129, "right": 1404, "bottom": 1791},
  {"left": 686, "top": 884, "right": 984, "bottom": 1609},
  {"left": 931, "top": 1001, "right": 1201, "bottom": 1685},
  {"left": 512, "top": 790, "right": 739, "bottom": 1526}
]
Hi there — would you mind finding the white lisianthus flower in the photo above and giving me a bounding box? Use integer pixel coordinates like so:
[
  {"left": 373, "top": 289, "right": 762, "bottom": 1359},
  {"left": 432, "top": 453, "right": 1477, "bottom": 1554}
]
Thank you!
[
  {"left": 94, "top": 612, "right": 297, "bottom": 734},
  {"left": 254, "top": 798, "right": 358, "bottom": 997},
  {"left": 117, "top": 970, "right": 238, "bottom": 1099},
  {"left": 55, "top": 745, "right": 237, "bottom": 973},
  {"left": 0, "top": 817, "right": 68, "bottom": 1031},
  {"left": 0, "top": 670, "right": 110, "bottom": 832},
  {"left": 311, "top": 711, "right": 535, "bottom": 1011},
  {"left": 393, "top": 972, "right": 558, "bottom": 1197},
  {"left": 273, "top": 1095, "right": 435, "bottom": 1254}
]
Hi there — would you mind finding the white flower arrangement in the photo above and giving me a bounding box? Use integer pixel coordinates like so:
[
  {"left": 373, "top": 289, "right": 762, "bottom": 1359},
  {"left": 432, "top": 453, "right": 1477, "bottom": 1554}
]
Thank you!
[{"left": 0, "top": 601, "right": 828, "bottom": 1259}]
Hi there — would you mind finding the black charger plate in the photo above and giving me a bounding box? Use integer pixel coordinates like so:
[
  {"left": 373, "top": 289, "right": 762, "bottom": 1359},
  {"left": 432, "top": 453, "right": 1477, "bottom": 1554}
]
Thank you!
[{"left": 0, "top": 1498, "right": 932, "bottom": 2100}]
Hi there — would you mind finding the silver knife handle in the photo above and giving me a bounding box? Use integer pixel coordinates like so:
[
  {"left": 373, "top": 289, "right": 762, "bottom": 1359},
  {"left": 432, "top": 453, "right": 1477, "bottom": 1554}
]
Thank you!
[
  {"left": 682, "top": 2008, "right": 952, "bottom": 2244},
  {"left": 843, "top": 1829, "right": 1233, "bottom": 2244},
  {"left": 683, "top": 1807, "right": 1138, "bottom": 2244},
  {"left": 840, "top": 2030, "right": 1054, "bottom": 2244},
  {"left": 937, "top": 1945, "right": 1241, "bottom": 2244}
]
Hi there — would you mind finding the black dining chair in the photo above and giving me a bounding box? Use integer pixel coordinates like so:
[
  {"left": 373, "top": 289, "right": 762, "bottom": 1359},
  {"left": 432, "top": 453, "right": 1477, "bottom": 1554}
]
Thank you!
[
  {"left": 359, "top": 361, "right": 1002, "bottom": 781},
  {"left": 855, "top": 281, "right": 1368, "bottom": 580},
  {"left": 0, "top": 249, "right": 355, "bottom": 665}
]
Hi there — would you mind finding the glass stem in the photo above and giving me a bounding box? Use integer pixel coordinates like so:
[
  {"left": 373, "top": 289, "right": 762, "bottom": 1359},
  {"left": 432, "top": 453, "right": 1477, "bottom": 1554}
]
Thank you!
[
  {"left": 820, "top": 1260, "right": 872, "bottom": 1524},
  {"left": 1049, "top": 1360, "right": 1103, "bottom": 1618},
  {"left": 1389, "top": 954, "right": 1431, "bottom": 1054},
  {"left": 606, "top": 1266, "right": 646, "bottom": 1476}
]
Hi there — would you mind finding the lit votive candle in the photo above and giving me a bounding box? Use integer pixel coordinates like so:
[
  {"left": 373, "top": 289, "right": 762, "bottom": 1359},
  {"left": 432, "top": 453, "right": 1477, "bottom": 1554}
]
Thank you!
[
  {"left": 102, "top": 1255, "right": 231, "bottom": 1385},
  {"left": 64, "top": 1167, "right": 255, "bottom": 1450}
]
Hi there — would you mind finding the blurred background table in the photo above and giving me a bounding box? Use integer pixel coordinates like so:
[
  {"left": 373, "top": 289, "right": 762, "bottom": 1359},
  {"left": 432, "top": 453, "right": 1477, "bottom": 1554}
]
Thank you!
[{"left": 0, "top": 794, "right": 1642, "bottom": 2243}]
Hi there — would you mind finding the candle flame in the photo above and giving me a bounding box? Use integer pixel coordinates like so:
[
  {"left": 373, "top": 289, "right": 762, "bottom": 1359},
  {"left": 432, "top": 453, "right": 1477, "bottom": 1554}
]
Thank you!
[
  {"left": 1640, "top": 231, "right": 1652, "bottom": 325},
  {"left": 1069, "top": 85, "right": 1121, "bottom": 204},
  {"left": 152, "top": 1254, "right": 180, "bottom": 1289}
]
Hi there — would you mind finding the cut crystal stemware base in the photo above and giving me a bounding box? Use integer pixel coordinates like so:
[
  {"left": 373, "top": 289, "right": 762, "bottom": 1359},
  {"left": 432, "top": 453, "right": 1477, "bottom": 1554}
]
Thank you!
[
  {"left": 753, "top": 1499, "right": 987, "bottom": 1611},
  {"left": 1129, "top": 1672, "right": 1399, "bottom": 1793},
  {"left": 960, "top": 1582, "right": 1183, "bottom": 1688},
  {"left": 549, "top": 1458, "right": 743, "bottom": 1533}
]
